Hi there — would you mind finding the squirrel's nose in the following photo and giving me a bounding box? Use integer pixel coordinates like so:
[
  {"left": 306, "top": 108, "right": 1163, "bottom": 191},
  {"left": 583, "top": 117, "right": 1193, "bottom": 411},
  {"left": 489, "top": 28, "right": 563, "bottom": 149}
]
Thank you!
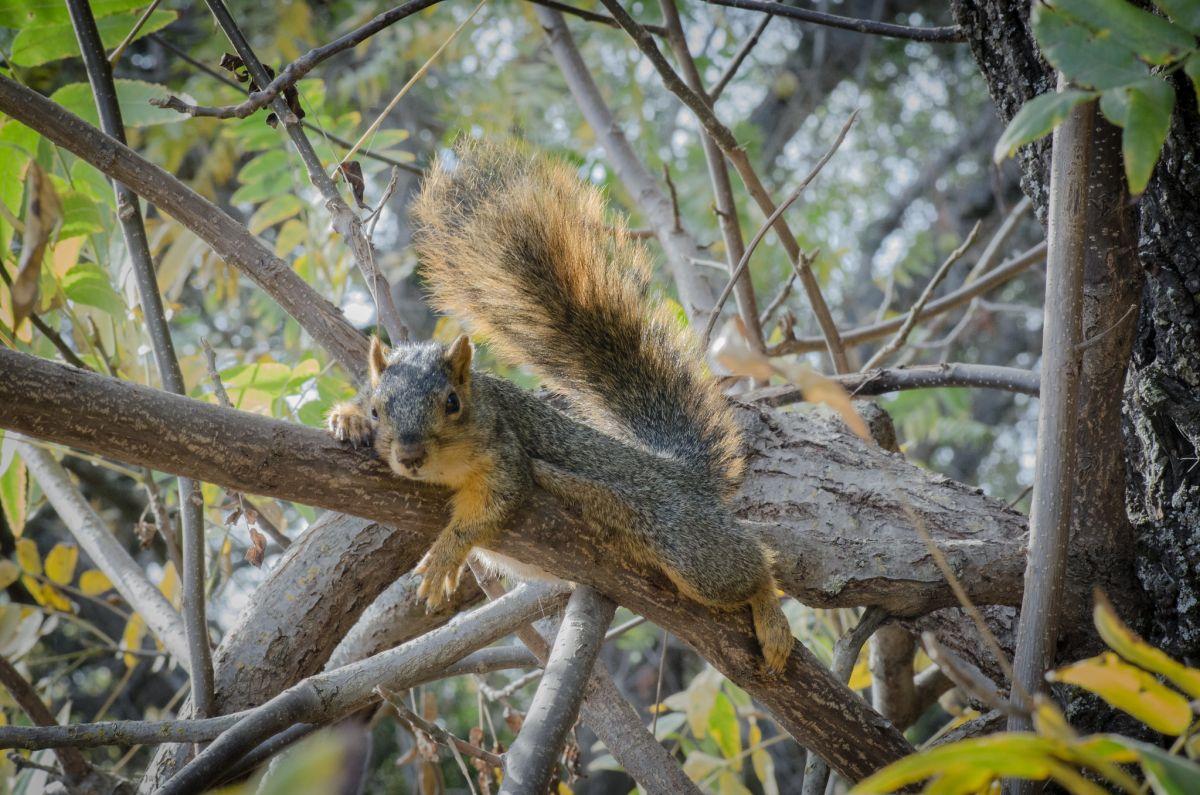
[{"left": 395, "top": 441, "right": 427, "bottom": 469}]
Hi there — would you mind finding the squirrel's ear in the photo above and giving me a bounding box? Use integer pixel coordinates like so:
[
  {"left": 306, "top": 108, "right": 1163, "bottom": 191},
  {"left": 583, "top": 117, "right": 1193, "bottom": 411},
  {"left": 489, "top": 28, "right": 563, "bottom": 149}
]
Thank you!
[
  {"left": 368, "top": 336, "right": 390, "bottom": 388},
  {"left": 445, "top": 334, "right": 473, "bottom": 384}
]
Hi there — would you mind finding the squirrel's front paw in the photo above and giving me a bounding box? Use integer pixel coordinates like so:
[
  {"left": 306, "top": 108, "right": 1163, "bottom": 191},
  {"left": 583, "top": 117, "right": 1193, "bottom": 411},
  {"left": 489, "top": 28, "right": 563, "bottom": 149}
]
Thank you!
[
  {"left": 327, "top": 402, "right": 374, "bottom": 448},
  {"left": 415, "top": 542, "right": 469, "bottom": 610}
]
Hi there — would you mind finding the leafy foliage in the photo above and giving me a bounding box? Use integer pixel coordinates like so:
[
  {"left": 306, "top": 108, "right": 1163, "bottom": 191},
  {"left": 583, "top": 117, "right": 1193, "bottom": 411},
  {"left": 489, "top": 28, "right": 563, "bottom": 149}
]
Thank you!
[
  {"left": 852, "top": 595, "right": 1200, "bottom": 794},
  {"left": 995, "top": 0, "right": 1198, "bottom": 194}
]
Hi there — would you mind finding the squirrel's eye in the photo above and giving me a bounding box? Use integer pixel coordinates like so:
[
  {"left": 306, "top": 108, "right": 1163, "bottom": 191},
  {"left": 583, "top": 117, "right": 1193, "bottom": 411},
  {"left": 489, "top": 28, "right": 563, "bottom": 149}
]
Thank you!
[
  {"left": 445, "top": 391, "right": 461, "bottom": 415},
  {"left": 370, "top": 407, "right": 378, "bottom": 420}
]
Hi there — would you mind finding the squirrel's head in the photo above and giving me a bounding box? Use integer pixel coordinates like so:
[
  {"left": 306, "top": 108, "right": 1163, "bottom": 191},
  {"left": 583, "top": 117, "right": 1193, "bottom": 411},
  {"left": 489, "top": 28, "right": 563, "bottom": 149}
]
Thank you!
[{"left": 366, "top": 335, "right": 474, "bottom": 481}]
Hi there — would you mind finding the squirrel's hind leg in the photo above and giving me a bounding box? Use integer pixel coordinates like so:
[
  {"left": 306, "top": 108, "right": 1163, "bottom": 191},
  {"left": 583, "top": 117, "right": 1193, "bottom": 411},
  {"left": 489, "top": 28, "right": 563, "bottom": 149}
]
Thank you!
[{"left": 749, "top": 583, "right": 794, "bottom": 674}]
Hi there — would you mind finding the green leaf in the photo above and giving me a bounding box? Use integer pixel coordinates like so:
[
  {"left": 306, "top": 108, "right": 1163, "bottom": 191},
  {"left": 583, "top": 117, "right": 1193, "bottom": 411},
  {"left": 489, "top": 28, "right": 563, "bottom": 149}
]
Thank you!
[
  {"left": 1032, "top": 4, "right": 1149, "bottom": 89},
  {"left": 256, "top": 731, "right": 346, "bottom": 795},
  {"left": 1123, "top": 78, "right": 1175, "bottom": 194},
  {"left": 994, "top": 90, "right": 1097, "bottom": 163},
  {"left": 50, "top": 80, "right": 193, "bottom": 128},
  {"left": 1106, "top": 737, "right": 1200, "bottom": 795},
  {"left": 274, "top": 218, "right": 308, "bottom": 257},
  {"left": 11, "top": 10, "right": 178, "bottom": 66},
  {"left": 59, "top": 191, "right": 105, "bottom": 239},
  {"left": 0, "top": 0, "right": 148, "bottom": 28},
  {"left": 62, "top": 263, "right": 125, "bottom": 315},
  {"left": 850, "top": 734, "right": 1062, "bottom": 794},
  {"left": 249, "top": 195, "right": 304, "bottom": 235},
  {"left": 0, "top": 459, "right": 26, "bottom": 537},
  {"left": 238, "top": 150, "right": 291, "bottom": 186},
  {"left": 1048, "top": 0, "right": 1197, "bottom": 64},
  {"left": 708, "top": 693, "right": 742, "bottom": 769},
  {"left": 1152, "top": 0, "right": 1200, "bottom": 34},
  {"left": 1048, "top": 652, "right": 1192, "bottom": 735},
  {"left": 1186, "top": 52, "right": 1200, "bottom": 103}
]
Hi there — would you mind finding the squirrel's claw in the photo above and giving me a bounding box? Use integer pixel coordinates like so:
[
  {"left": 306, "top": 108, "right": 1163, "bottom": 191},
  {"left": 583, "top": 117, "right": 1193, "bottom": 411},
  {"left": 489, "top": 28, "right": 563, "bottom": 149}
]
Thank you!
[
  {"left": 415, "top": 546, "right": 467, "bottom": 610},
  {"left": 327, "top": 403, "right": 374, "bottom": 448}
]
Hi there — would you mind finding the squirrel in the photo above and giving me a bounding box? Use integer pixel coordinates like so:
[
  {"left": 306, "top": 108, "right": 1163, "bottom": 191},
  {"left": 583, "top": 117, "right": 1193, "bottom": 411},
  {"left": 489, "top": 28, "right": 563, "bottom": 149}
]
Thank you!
[{"left": 326, "top": 140, "right": 795, "bottom": 672}]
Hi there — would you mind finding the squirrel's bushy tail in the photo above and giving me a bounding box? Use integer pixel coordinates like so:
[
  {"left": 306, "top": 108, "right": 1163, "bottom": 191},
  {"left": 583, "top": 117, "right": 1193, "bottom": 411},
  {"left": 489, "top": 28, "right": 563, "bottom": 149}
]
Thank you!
[{"left": 411, "top": 139, "right": 744, "bottom": 491}]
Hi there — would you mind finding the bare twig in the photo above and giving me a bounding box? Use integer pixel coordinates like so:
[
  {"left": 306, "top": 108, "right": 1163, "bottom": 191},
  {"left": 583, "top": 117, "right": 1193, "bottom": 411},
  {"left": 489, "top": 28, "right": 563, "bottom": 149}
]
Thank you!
[
  {"left": 158, "top": 583, "right": 569, "bottom": 795},
  {"left": 203, "top": 0, "right": 410, "bottom": 344},
  {"left": 699, "top": 0, "right": 964, "bottom": 42},
  {"left": 16, "top": 441, "right": 191, "bottom": 666},
  {"left": 758, "top": 270, "right": 796, "bottom": 326},
  {"left": 861, "top": 221, "right": 982, "bottom": 371},
  {"left": 65, "top": 0, "right": 214, "bottom": 717},
  {"left": 661, "top": 0, "right": 764, "bottom": 350},
  {"left": 524, "top": 0, "right": 667, "bottom": 34},
  {"left": 747, "top": 363, "right": 1040, "bottom": 405},
  {"left": 922, "top": 633, "right": 1021, "bottom": 719},
  {"left": 802, "top": 606, "right": 887, "bottom": 795},
  {"left": 599, "top": 0, "right": 851, "bottom": 369},
  {"left": 501, "top": 586, "right": 614, "bottom": 795},
  {"left": 0, "top": 654, "right": 93, "bottom": 784},
  {"left": 378, "top": 687, "right": 504, "bottom": 769},
  {"left": 534, "top": 6, "right": 716, "bottom": 320},
  {"left": 709, "top": 12, "right": 772, "bottom": 102},
  {"left": 767, "top": 242, "right": 1046, "bottom": 355},
  {"left": 0, "top": 266, "right": 88, "bottom": 370},
  {"left": 107, "top": 0, "right": 163, "bottom": 65},
  {"left": 1008, "top": 85, "right": 1093, "bottom": 741},
  {"left": 147, "top": 33, "right": 420, "bottom": 173}
]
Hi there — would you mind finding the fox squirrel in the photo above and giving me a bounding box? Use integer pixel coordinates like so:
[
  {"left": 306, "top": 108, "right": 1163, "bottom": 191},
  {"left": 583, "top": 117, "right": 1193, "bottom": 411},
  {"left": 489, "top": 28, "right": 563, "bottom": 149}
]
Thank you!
[{"left": 327, "top": 140, "right": 794, "bottom": 672}]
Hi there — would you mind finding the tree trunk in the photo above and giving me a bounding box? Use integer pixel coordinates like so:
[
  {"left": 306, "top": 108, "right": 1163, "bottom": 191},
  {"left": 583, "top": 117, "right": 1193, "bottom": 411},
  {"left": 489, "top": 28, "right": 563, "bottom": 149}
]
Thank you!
[{"left": 952, "top": 0, "right": 1196, "bottom": 668}]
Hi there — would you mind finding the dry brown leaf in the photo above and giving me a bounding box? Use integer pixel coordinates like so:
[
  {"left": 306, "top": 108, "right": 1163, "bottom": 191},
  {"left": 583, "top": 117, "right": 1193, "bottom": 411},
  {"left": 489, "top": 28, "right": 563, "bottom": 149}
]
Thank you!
[
  {"left": 244, "top": 525, "right": 266, "bottom": 567},
  {"left": 13, "top": 163, "right": 62, "bottom": 328}
]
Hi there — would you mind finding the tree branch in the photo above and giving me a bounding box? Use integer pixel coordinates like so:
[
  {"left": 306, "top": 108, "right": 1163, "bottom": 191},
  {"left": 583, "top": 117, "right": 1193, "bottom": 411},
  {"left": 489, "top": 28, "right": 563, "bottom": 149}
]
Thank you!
[
  {"left": 766, "top": 242, "right": 1046, "bottom": 355},
  {"left": 534, "top": 7, "right": 716, "bottom": 321},
  {"left": 159, "top": 583, "right": 569, "bottom": 795},
  {"left": 379, "top": 687, "right": 505, "bottom": 770},
  {"left": 700, "top": 0, "right": 964, "bottom": 42},
  {"left": 65, "top": 0, "right": 214, "bottom": 716},
  {"left": 0, "top": 654, "right": 94, "bottom": 784},
  {"left": 1008, "top": 86, "right": 1092, "bottom": 738},
  {"left": 16, "top": 442, "right": 191, "bottom": 667},
  {"left": 747, "top": 363, "right": 1040, "bottom": 404},
  {"left": 3, "top": 349, "right": 1051, "bottom": 782},
  {"left": 0, "top": 74, "right": 369, "bottom": 379},
  {"left": 598, "top": 0, "right": 850, "bottom": 370},
  {"left": 709, "top": 12, "right": 772, "bottom": 103},
  {"left": 500, "top": 586, "right": 614, "bottom": 795}
]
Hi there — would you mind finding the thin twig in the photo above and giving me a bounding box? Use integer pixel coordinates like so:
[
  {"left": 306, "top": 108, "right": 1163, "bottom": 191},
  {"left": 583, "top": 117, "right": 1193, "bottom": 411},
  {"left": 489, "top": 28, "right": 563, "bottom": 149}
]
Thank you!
[
  {"left": 147, "top": 33, "right": 421, "bottom": 173},
  {"left": 0, "top": 653, "right": 93, "bottom": 783},
  {"left": 0, "top": 266, "right": 88, "bottom": 369},
  {"left": 699, "top": 0, "right": 964, "bottom": 42},
  {"left": 758, "top": 270, "right": 796, "bottom": 327},
  {"left": 107, "top": 0, "right": 163, "bottom": 65},
  {"left": 524, "top": 0, "right": 668, "bottom": 35},
  {"left": 378, "top": 687, "right": 504, "bottom": 769},
  {"left": 65, "top": 0, "right": 214, "bottom": 717},
  {"left": 203, "top": 0, "right": 409, "bottom": 344},
  {"left": 1075, "top": 303, "right": 1137, "bottom": 355},
  {"left": 766, "top": 242, "right": 1047, "bottom": 355},
  {"left": 709, "top": 12, "right": 772, "bottom": 102},
  {"left": 861, "top": 221, "right": 982, "bottom": 371},
  {"left": 335, "top": 0, "right": 486, "bottom": 174}
]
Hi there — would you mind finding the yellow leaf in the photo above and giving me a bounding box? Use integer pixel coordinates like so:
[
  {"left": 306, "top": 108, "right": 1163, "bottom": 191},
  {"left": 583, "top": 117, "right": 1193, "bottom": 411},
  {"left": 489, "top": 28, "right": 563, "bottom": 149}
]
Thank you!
[
  {"left": 0, "top": 561, "right": 19, "bottom": 590},
  {"left": 158, "top": 561, "right": 180, "bottom": 607},
  {"left": 15, "top": 539, "right": 40, "bottom": 576},
  {"left": 78, "top": 570, "right": 112, "bottom": 596},
  {"left": 44, "top": 543, "right": 77, "bottom": 586},
  {"left": 1094, "top": 590, "right": 1200, "bottom": 699},
  {"left": 848, "top": 654, "right": 873, "bottom": 690},
  {"left": 1049, "top": 652, "right": 1192, "bottom": 735},
  {"left": 850, "top": 734, "right": 1060, "bottom": 794},
  {"left": 1031, "top": 697, "right": 1074, "bottom": 741},
  {"left": 20, "top": 576, "right": 47, "bottom": 606},
  {"left": 121, "top": 613, "right": 146, "bottom": 669}
]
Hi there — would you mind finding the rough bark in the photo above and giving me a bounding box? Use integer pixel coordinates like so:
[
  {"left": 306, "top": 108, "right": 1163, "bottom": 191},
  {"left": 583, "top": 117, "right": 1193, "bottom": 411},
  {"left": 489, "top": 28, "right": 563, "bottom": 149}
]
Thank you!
[
  {"left": 952, "top": 0, "right": 1154, "bottom": 659},
  {"left": 0, "top": 350, "right": 958, "bottom": 781}
]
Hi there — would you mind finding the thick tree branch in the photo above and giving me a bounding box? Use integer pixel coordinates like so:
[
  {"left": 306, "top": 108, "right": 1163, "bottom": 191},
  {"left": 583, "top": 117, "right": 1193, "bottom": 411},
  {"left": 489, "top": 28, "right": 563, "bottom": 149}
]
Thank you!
[
  {"left": 700, "top": 0, "right": 964, "bottom": 42},
  {"left": 65, "top": 0, "right": 213, "bottom": 716},
  {"left": 501, "top": 586, "right": 614, "bottom": 794},
  {"left": 0, "top": 75, "right": 368, "bottom": 379},
  {"left": 0, "top": 349, "right": 941, "bottom": 782}
]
